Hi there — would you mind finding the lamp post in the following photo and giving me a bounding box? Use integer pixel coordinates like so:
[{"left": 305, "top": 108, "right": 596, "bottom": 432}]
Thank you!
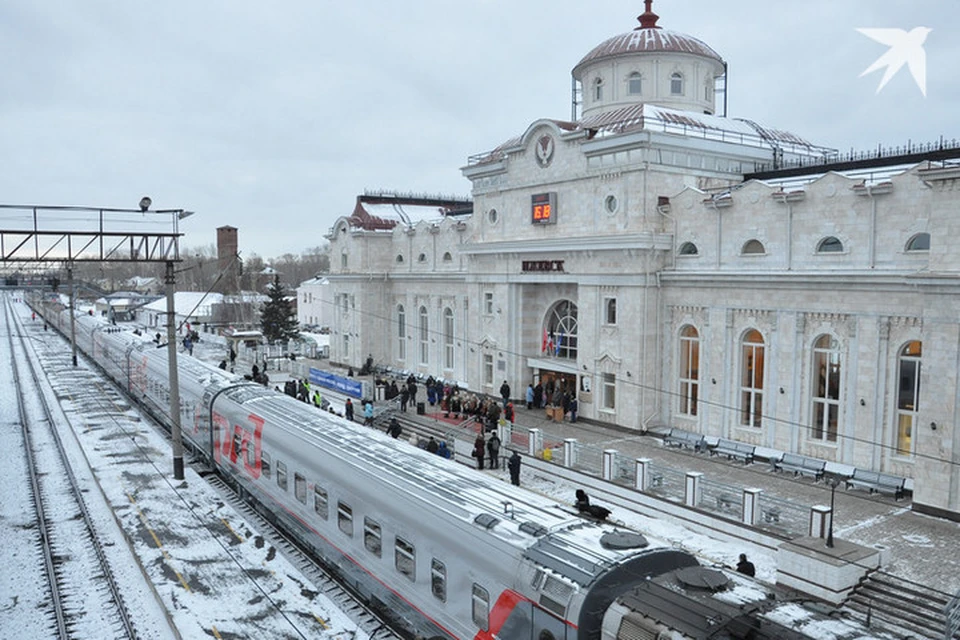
[{"left": 826, "top": 475, "right": 841, "bottom": 548}]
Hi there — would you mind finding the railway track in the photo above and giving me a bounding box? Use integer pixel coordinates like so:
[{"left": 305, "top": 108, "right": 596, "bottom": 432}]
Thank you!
[{"left": 3, "top": 299, "right": 139, "bottom": 639}]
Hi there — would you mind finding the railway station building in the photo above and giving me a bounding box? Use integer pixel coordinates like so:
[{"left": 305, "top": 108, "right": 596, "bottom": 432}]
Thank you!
[{"left": 322, "top": 4, "right": 960, "bottom": 520}]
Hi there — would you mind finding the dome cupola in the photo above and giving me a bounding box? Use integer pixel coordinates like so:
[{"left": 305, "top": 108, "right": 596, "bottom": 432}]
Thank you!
[{"left": 572, "top": 1, "right": 726, "bottom": 118}]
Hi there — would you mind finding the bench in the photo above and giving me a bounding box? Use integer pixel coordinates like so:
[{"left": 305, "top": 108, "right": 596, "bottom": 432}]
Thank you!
[
  {"left": 710, "top": 438, "right": 755, "bottom": 464},
  {"left": 774, "top": 453, "right": 826, "bottom": 481},
  {"left": 845, "top": 469, "right": 906, "bottom": 500},
  {"left": 663, "top": 428, "right": 705, "bottom": 452}
]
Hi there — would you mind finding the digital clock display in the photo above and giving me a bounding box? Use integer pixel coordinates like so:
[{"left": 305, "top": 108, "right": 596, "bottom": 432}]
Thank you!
[{"left": 531, "top": 192, "right": 557, "bottom": 225}]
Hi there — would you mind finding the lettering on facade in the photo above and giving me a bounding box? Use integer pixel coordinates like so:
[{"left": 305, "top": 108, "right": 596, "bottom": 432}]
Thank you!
[{"left": 522, "top": 260, "right": 565, "bottom": 273}]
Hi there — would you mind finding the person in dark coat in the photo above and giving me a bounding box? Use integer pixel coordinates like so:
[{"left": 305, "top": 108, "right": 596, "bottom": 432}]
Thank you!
[
  {"left": 533, "top": 383, "right": 543, "bottom": 409},
  {"left": 500, "top": 380, "right": 511, "bottom": 408},
  {"left": 508, "top": 451, "right": 521, "bottom": 486},
  {"left": 387, "top": 417, "right": 402, "bottom": 438},
  {"left": 486, "top": 432, "right": 501, "bottom": 469},
  {"left": 574, "top": 489, "right": 611, "bottom": 521},
  {"left": 473, "top": 434, "right": 486, "bottom": 469},
  {"left": 426, "top": 436, "right": 439, "bottom": 453},
  {"left": 400, "top": 387, "right": 409, "bottom": 412},
  {"left": 736, "top": 554, "right": 756, "bottom": 577},
  {"left": 436, "top": 441, "right": 451, "bottom": 459},
  {"left": 344, "top": 398, "right": 354, "bottom": 422},
  {"left": 218, "top": 360, "right": 227, "bottom": 370}
]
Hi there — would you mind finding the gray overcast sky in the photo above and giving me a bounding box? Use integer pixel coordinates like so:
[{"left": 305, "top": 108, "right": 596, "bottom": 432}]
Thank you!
[{"left": 2, "top": 1, "right": 956, "bottom": 261}]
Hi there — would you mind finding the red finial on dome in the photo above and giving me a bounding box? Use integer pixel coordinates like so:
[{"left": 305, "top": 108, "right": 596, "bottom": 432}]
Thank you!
[{"left": 636, "top": 0, "right": 660, "bottom": 29}]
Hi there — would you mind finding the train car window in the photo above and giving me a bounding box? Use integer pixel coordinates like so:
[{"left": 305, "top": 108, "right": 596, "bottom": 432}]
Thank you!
[
  {"left": 246, "top": 441, "right": 255, "bottom": 467},
  {"left": 471, "top": 584, "right": 490, "bottom": 631},
  {"left": 261, "top": 452, "right": 272, "bottom": 478},
  {"left": 314, "top": 487, "right": 328, "bottom": 519},
  {"left": 395, "top": 537, "right": 416, "bottom": 582},
  {"left": 294, "top": 473, "right": 306, "bottom": 503},
  {"left": 430, "top": 559, "right": 446, "bottom": 602},
  {"left": 338, "top": 502, "right": 353, "bottom": 537},
  {"left": 363, "top": 518, "right": 382, "bottom": 557},
  {"left": 233, "top": 433, "right": 242, "bottom": 461},
  {"left": 277, "top": 461, "right": 288, "bottom": 491}
]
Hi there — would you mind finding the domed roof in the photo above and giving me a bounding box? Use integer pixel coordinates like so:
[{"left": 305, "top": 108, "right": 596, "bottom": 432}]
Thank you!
[{"left": 573, "top": 2, "right": 723, "bottom": 75}]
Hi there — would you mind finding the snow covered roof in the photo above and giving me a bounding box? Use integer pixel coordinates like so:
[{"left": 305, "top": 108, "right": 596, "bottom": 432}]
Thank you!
[
  {"left": 140, "top": 291, "right": 223, "bottom": 317},
  {"left": 468, "top": 104, "right": 834, "bottom": 167},
  {"left": 345, "top": 194, "right": 472, "bottom": 232},
  {"left": 575, "top": 27, "right": 722, "bottom": 75}
]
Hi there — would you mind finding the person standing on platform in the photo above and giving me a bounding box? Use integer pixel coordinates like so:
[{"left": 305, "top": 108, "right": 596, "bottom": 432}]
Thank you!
[
  {"left": 526, "top": 384, "right": 534, "bottom": 410},
  {"left": 400, "top": 386, "right": 409, "bottom": 412},
  {"left": 486, "top": 432, "right": 501, "bottom": 469},
  {"left": 500, "top": 380, "right": 511, "bottom": 409},
  {"left": 363, "top": 401, "right": 374, "bottom": 426},
  {"left": 569, "top": 397, "right": 578, "bottom": 423},
  {"left": 472, "top": 433, "right": 486, "bottom": 470},
  {"left": 344, "top": 398, "right": 354, "bottom": 422},
  {"left": 508, "top": 451, "right": 521, "bottom": 486}
]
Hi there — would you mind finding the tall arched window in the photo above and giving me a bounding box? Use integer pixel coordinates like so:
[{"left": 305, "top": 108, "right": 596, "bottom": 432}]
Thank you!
[
  {"left": 811, "top": 335, "right": 841, "bottom": 442},
  {"left": 679, "top": 325, "right": 700, "bottom": 416},
  {"left": 544, "top": 300, "right": 578, "bottom": 359},
  {"left": 896, "top": 341, "right": 921, "bottom": 455},
  {"left": 628, "top": 72, "right": 642, "bottom": 94},
  {"left": 419, "top": 306, "right": 429, "bottom": 365},
  {"left": 397, "top": 305, "right": 406, "bottom": 361},
  {"left": 594, "top": 77, "right": 603, "bottom": 101},
  {"left": 443, "top": 308, "right": 454, "bottom": 370},
  {"left": 670, "top": 72, "right": 684, "bottom": 95},
  {"left": 740, "top": 329, "right": 765, "bottom": 428}
]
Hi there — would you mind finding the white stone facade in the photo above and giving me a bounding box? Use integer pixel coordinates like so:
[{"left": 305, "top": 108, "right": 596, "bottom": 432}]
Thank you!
[{"left": 322, "top": 12, "right": 960, "bottom": 518}]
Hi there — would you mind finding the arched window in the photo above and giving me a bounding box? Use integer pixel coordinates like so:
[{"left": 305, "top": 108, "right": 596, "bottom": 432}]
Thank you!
[
  {"left": 679, "top": 242, "right": 699, "bottom": 256},
  {"left": 594, "top": 77, "right": 603, "bottom": 101},
  {"left": 419, "top": 306, "right": 429, "bottom": 365},
  {"left": 679, "top": 325, "right": 699, "bottom": 416},
  {"left": 670, "top": 72, "right": 684, "bottom": 95},
  {"left": 443, "top": 308, "right": 454, "bottom": 370},
  {"left": 906, "top": 232, "right": 930, "bottom": 252},
  {"left": 396, "top": 254, "right": 404, "bottom": 263},
  {"left": 397, "top": 305, "right": 406, "bottom": 361},
  {"left": 418, "top": 253, "right": 427, "bottom": 263},
  {"left": 628, "top": 72, "right": 642, "bottom": 94},
  {"left": 811, "top": 335, "right": 841, "bottom": 442},
  {"left": 741, "top": 239, "right": 765, "bottom": 255},
  {"left": 341, "top": 251, "right": 348, "bottom": 269},
  {"left": 895, "top": 341, "right": 921, "bottom": 455},
  {"left": 442, "top": 252, "right": 452, "bottom": 262},
  {"left": 817, "top": 236, "right": 843, "bottom": 253},
  {"left": 543, "top": 300, "right": 578, "bottom": 360},
  {"left": 740, "top": 329, "right": 764, "bottom": 428}
]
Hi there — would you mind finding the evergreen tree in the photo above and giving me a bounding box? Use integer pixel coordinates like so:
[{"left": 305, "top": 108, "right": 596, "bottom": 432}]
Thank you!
[{"left": 260, "top": 275, "right": 299, "bottom": 343}]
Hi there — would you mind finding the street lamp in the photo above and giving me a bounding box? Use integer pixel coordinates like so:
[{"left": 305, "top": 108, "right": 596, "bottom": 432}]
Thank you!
[{"left": 826, "top": 474, "right": 841, "bottom": 548}]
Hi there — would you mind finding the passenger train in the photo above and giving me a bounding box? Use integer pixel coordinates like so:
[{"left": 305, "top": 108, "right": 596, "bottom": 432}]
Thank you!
[{"left": 33, "top": 298, "right": 888, "bottom": 640}]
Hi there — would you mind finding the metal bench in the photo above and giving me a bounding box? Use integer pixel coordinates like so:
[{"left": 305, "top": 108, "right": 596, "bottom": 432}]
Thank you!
[
  {"left": 845, "top": 469, "right": 906, "bottom": 500},
  {"left": 710, "top": 438, "right": 755, "bottom": 464},
  {"left": 773, "top": 452, "right": 826, "bottom": 481},
  {"left": 663, "top": 428, "right": 705, "bottom": 452}
]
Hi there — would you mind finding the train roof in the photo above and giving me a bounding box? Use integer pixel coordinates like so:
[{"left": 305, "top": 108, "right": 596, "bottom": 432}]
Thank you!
[{"left": 231, "top": 385, "right": 668, "bottom": 586}]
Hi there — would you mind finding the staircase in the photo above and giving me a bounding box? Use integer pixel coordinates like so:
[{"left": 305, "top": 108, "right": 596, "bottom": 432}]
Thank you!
[{"left": 845, "top": 570, "right": 958, "bottom": 639}]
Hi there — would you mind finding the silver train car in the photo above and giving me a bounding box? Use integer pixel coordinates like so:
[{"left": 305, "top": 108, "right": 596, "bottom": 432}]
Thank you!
[{"left": 39, "top": 303, "right": 885, "bottom": 640}]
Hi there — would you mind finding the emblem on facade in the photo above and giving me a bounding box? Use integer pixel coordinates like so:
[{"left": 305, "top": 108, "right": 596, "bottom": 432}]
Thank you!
[{"left": 535, "top": 134, "right": 555, "bottom": 168}]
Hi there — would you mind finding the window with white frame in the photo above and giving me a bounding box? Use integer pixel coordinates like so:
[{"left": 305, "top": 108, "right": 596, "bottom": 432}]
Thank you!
[
  {"left": 443, "top": 308, "right": 454, "bottom": 370},
  {"left": 544, "top": 300, "right": 579, "bottom": 359},
  {"left": 338, "top": 502, "right": 353, "bottom": 537},
  {"left": 604, "top": 298, "right": 617, "bottom": 325},
  {"left": 670, "top": 72, "right": 684, "bottom": 95},
  {"left": 363, "top": 517, "right": 382, "bottom": 557},
  {"left": 895, "top": 341, "right": 921, "bottom": 455},
  {"left": 811, "top": 335, "right": 841, "bottom": 442},
  {"left": 601, "top": 373, "right": 616, "bottom": 411},
  {"left": 314, "top": 486, "right": 328, "bottom": 519},
  {"left": 431, "top": 559, "right": 447, "bottom": 602},
  {"left": 483, "top": 353, "right": 493, "bottom": 387},
  {"left": 484, "top": 291, "right": 494, "bottom": 315},
  {"left": 397, "top": 305, "right": 406, "bottom": 361},
  {"left": 740, "top": 329, "right": 764, "bottom": 428},
  {"left": 628, "top": 71, "right": 642, "bottom": 94},
  {"left": 679, "top": 325, "right": 699, "bottom": 416},
  {"left": 419, "top": 306, "right": 429, "bottom": 365}
]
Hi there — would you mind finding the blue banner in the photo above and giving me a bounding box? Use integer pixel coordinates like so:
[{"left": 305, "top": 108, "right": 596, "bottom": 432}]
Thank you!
[{"left": 309, "top": 368, "right": 363, "bottom": 398}]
